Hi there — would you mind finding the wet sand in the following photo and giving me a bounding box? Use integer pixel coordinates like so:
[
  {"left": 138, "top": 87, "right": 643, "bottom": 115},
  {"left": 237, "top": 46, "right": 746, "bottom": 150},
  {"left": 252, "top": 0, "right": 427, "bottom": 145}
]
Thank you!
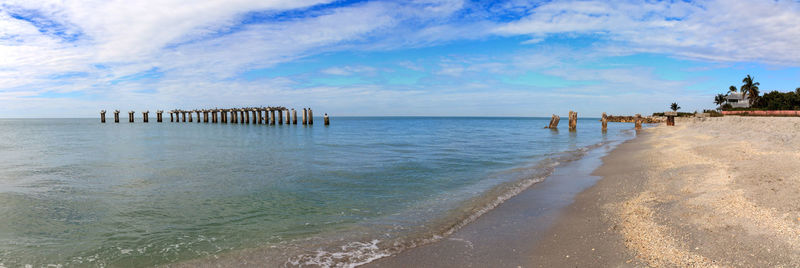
[
  {"left": 369, "top": 116, "right": 800, "bottom": 267},
  {"left": 366, "top": 138, "right": 635, "bottom": 267}
]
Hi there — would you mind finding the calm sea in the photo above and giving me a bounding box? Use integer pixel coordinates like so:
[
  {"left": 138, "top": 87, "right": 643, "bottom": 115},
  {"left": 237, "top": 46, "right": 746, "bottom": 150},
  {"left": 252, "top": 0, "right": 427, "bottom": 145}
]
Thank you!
[{"left": 0, "top": 117, "right": 635, "bottom": 267}]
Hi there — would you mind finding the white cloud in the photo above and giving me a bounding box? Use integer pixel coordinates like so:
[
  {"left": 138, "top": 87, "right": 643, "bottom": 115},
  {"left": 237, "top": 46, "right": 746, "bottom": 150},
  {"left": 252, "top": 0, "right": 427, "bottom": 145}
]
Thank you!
[
  {"left": 494, "top": 0, "right": 800, "bottom": 65},
  {"left": 320, "top": 66, "right": 378, "bottom": 76}
]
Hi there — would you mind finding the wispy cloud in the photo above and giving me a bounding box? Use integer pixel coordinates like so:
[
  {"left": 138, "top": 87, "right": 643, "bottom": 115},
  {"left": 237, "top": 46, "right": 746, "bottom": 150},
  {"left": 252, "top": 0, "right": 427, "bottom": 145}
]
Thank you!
[{"left": 494, "top": 0, "right": 800, "bottom": 65}]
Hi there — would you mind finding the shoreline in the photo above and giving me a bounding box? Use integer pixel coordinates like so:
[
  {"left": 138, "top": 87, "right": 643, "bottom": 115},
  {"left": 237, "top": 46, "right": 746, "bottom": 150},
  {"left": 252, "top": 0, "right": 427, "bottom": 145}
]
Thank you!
[
  {"left": 535, "top": 116, "right": 800, "bottom": 266},
  {"left": 365, "top": 133, "right": 635, "bottom": 267}
]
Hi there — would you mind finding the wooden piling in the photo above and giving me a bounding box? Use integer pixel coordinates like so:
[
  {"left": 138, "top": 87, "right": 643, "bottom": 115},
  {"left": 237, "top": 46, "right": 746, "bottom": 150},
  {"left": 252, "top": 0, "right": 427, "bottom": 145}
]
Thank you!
[
  {"left": 270, "top": 109, "right": 276, "bottom": 125},
  {"left": 100, "top": 110, "right": 106, "bottom": 123},
  {"left": 292, "top": 109, "right": 297, "bottom": 124},
  {"left": 635, "top": 114, "right": 642, "bottom": 130},
  {"left": 308, "top": 109, "right": 314, "bottom": 125},
  {"left": 302, "top": 108, "right": 307, "bottom": 125},
  {"left": 568, "top": 110, "right": 577, "bottom": 131},
  {"left": 182, "top": 111, "right": 187, "bottom": 122},
  {"left": 257, "top": 109, "right": 263, "bottom": 124},
  {"left": 128, "top": 111, "right": 135, "bottom": 123},
  {"left": 232, "top": 110, "right": 238, "bottom": 124},
  {"left": 170, "top": 111, "right": 174, "bottom": 122},
  {"left": 545, "top": 114, "right": 559, "bottom": 129},
  {"left": 324, "top": 113, "right": 330, "bottom": 125},
  {"left": 601, "top": 112, "right": 608, "bottom": 131},
  {"left": 203, "top": 110, "right": 209, "bottom": 123},
  {"left": 143, "top": 111, "right": 149, "bottom": 123},
  {"left": 222, "top": 110, "right": 228, "bottom": 124},
  {"left": 244, "top": 109, "right": 250, "bottom": 124},
  {"left": 278, "top": 109, "right": 284, "bottom": 125},
  {"left": 188, "top": 111, "right": 193, "bottom": 122},
  {"left": 665, "top": 111, "right": 676, "bottom": 126},
  {"left": 114, "top": 110, "right": 120, "bottom": 123},
  {"left": 285, "top": 109, "right": 290, "bottom": 124},
  {"left": 157, "top": 110, "right": 163, "bottom": 122},
  {"left": 236, "top": 109, "right": 244, "bottom": 124},
  {"left": 195, "top": 110, "right": 201, "bottom": 123}
]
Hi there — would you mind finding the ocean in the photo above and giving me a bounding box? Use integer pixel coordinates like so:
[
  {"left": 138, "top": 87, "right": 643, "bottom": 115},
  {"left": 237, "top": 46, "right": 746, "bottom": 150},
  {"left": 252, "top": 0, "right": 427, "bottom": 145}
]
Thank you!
[{"left": 0, "top": 117, "right": 635, "bottom": 267}]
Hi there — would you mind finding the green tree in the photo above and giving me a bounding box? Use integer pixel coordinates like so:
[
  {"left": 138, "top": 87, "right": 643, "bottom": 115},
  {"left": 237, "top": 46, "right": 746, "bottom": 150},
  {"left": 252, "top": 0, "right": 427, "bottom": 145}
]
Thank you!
[
  {"left": 740, "top": 75, "right": 760, "bottom": 106},
  {"left": 729, "top": 85, "right": 737, "bottom": 92},
  {"left": 670, "top": 102, "right": 681, "bottom": 111},
  {"left": 714, "top": 93, "right": 727, "bottom": 106}
]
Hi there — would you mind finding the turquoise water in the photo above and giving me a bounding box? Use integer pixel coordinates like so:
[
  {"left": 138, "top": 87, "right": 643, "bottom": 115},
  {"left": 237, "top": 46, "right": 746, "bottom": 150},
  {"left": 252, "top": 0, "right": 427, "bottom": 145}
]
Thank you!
[{"left": 0, "top": 117, "right": 634, "bottom": 267}]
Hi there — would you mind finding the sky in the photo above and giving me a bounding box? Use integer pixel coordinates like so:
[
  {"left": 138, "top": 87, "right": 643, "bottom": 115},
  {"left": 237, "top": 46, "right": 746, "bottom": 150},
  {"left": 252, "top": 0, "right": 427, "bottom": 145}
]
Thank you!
[{"left": 1, "top": 0, "right": 799, "bottom": 117}]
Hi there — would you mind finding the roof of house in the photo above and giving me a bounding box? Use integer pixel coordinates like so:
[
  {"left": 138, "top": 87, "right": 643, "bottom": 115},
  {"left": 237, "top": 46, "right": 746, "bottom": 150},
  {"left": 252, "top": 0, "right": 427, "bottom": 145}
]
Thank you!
[{"left": 727, "top": 92, "right": 747, "bottom": 100}]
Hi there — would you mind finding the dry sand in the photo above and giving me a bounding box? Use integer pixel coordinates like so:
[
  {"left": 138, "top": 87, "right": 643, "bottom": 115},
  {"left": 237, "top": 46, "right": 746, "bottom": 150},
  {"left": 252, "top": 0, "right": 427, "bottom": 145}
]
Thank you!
[{"left": 532, "top": 116, "right": 800, "bottom": 267}]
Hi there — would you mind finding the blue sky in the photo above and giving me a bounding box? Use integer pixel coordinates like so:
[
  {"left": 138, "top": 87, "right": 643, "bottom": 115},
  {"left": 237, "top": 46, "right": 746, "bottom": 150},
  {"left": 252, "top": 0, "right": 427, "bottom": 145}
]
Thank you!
[{"left": 1, "top": 0, "right": 799, "bottom": 117}]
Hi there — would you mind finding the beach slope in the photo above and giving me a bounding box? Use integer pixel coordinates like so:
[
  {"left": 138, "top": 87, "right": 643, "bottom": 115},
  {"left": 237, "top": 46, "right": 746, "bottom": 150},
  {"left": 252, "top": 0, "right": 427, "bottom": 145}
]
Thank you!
[{"left": 532, "top": 116, "right": 800, "bottom": 267}]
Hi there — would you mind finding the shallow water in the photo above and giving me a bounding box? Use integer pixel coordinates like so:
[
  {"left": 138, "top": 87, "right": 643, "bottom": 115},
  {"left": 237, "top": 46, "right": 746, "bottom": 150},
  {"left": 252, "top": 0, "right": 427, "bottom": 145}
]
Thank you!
[{"left": 0, "top": 117, "right": 634, "bottom": 267}]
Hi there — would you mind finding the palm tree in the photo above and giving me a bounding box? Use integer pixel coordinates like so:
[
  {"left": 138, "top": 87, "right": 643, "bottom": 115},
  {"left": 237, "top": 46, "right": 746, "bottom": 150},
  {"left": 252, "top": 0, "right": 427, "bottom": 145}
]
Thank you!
[
  {"left": 714, "top": 94, "right": 727, "bottom": 106},
  {"left": 670, "top": 102, "right": 681, "bottom": 112},
  {"left": 740, "top": 75, "right": 760, "bottom": 105},
  {"left": 729, "top": 85, "right": 737, "bottom": 92}
]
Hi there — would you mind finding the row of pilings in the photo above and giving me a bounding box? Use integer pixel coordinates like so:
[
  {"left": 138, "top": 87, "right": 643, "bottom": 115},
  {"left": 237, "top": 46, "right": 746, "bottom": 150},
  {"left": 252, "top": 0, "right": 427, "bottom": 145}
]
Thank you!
[
  {"left": 100, "top": 107, "right": 330, "bottom": 125},
  {"left": 544, "top": 111, "right": 651, "bottom": 131}
]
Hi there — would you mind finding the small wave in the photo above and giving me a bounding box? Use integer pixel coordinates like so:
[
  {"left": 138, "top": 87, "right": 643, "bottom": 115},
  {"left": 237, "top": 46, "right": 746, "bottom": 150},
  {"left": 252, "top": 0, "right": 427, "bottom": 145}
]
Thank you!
[{"left": 285, "top": 240, "right": 389, "bottom": 268}]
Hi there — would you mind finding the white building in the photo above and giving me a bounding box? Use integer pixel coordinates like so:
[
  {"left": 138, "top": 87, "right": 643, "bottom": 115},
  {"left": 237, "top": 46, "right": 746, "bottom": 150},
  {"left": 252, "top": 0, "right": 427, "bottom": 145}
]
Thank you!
[{"left": 726, "top": 92, "right": 750, "bottom": 108}]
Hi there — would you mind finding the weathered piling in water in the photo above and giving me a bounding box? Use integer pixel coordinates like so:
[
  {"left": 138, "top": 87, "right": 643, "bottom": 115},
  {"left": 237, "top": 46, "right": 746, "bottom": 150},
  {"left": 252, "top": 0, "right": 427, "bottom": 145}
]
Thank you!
[
  {"left": 546, "top": 114, "right": 560, "bottom": 129},
  {"left": 104, "top": 106, "right": 324, "bottom": 127},
  {"left": 601, "top": 112, "right": 608, "bottom": 130},
  {"left": 568, "top": 110, "right": 577, "bottom": 131},
  {"left": 635, "top": 114, "right": 642, "bottom": 130},
  {"left": 324, "top": 113, "right": 330, "bottom": 125},
  {"left": 665, "top": 111, "right": 676, "bottom": 126}
]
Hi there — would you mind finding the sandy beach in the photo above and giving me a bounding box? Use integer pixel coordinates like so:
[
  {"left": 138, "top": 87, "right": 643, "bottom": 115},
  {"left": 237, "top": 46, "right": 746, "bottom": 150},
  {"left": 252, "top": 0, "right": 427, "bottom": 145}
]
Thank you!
[{"left": 372, "top": 116, "right": 800, "bottom": 267}]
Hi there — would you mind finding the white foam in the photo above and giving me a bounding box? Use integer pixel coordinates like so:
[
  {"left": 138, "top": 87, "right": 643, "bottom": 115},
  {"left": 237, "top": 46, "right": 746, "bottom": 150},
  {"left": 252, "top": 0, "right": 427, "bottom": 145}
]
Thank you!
[{"left": 286, "top": 239, "right": 390, "bottom": 268}]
